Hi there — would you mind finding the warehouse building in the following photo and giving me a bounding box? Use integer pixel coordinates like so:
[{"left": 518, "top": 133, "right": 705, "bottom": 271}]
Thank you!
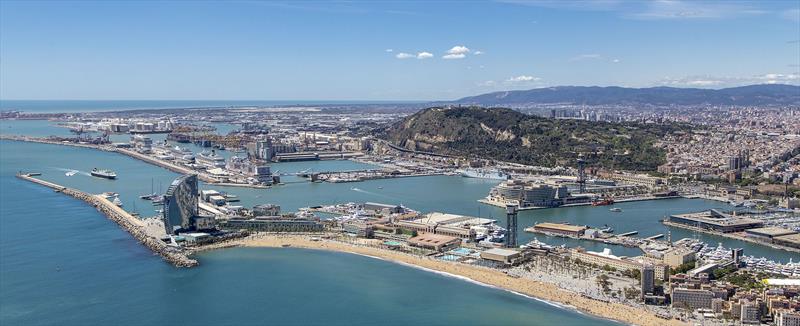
[{"left": 668, "top": 210, "right": 763, "bottom": 233}]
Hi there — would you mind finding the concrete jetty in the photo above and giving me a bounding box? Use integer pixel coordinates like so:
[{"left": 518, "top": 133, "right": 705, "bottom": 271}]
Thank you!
[{"left": 16, "top": 172, "right": 199, "bottom": 267}]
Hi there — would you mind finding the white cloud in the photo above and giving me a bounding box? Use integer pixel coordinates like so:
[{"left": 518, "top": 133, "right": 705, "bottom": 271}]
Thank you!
[
  {"left": 612, "top": 58, "right": 620, "bottom": 63},
  {"left": 570, "top": 53, "right": 603, "bottom": 61},
  {"left": 446, "top": 45, "right": 470, "bottom": 55},
  {"left": 416, "top": 52, "right": 433, "bottom": 59},
  {"left": 506, "top": 75, "right": 541, "bottom": 83},
  {"left": 781, "top": 9, "right": 800, "bottom": 22},
  {"left": 396, "top": 51, "right": 434, "bottom": 60},
  {"left": 385, "top": 49, "right": 393, "bottom": 53},
  {"left": 630, "top": 1, "right": 765, "bottom": 20},
  {"left": 658, "top": 73, "right": 800, "bottom": 87},
  {"left": 473, "top": 50, "right": 483, "bottom": 55},
  {"left": 442, "top": 53, "right": 466, "bottom": 60}
]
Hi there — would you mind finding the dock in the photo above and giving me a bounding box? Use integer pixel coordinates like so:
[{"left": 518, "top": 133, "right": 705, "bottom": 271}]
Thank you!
[
  {"left": 16, "top": 172, "right": 198, "bottom": 267},
  {"left": 646, "top": 234, "right": 664, "bottom": 240},
  {"left": 617, "top": 231, "right": 639, "bottom": 237}
]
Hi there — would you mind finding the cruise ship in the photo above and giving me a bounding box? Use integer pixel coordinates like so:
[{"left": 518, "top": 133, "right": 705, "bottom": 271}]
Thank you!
[
  {"left": 459, "top": 168, "right": 509, "bottom": 180},
  {"left": 90, "top": 168, "right": 117, "bottom": 179},
  {"left": 196, "top": 151, "right": 226, "bottom": 169}
]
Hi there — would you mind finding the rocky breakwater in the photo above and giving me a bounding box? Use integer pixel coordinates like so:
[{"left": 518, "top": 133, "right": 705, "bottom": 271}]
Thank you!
[{"left": 16, "top": 173, "right": 199, "bottom": 268}]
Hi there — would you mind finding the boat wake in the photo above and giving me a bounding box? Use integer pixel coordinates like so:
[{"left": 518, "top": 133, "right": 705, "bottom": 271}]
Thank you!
[{"left": 52, "top": 167, "right": 91, "bottom": 176}]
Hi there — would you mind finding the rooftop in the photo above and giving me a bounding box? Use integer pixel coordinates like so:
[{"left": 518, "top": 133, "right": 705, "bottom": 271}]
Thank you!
[
  {"left": 408, "top": 233, "right": 460, "bottom": 245},
  {"left": 534, "top": 222, "right": 588, "bottom": 232},
  {"left": 482, "top": 248, "right": 520, "bottom": 257},
  {"left": 745, "top": 227, "right": 798, "bottom": 237},
  {"left": 774, "top": 233, "right": 800, "bottom": 244}
]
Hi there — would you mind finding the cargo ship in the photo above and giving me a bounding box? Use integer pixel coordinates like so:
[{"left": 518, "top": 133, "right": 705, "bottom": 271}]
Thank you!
[{"left": 90, "top": 168, "right": 117, "bottom": 179}]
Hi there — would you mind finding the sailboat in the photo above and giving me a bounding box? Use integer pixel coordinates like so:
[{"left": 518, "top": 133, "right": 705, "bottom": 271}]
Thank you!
[{"left": 139, "top": 178, "right": 158, "bottom": 200}]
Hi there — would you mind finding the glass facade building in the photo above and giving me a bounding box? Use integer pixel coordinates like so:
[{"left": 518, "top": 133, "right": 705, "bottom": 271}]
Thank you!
[{"left": 163, "top": 174, "right": 199, "bottom": 234}]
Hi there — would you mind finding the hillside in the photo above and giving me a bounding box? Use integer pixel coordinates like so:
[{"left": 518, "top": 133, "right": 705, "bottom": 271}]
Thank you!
[
  {"left": 454, "top": 84, "right": 800, "bottom": 106},
  {"left": 376, "top": 106, "right": 687, "bottom": 171}
]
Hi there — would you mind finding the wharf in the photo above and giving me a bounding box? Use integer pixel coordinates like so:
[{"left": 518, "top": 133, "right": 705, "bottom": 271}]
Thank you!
[
  {"left": 662, "top": 220, "right": 800, "bottom": 254},
  {"left": 16, "top": 172, "right": 199, "bottom": 267},
  {"left": 1, "top": 135, "right": 267, "bottom": 188}
]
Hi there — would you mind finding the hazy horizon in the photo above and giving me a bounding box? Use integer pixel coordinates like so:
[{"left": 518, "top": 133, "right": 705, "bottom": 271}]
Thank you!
[{"left": 1, "top": 1, "right": 798, "bottom": 101}]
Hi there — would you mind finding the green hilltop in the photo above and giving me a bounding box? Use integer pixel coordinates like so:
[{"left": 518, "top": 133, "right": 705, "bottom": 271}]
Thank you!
[{"left": 375, "top": 106, "right": 688, "bottom": 171}]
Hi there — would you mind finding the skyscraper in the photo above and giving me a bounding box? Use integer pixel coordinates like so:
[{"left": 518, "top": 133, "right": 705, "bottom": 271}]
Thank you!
[
  {"left": 641, "top": 265, "right": 655, "bottom": 299},
  {"left": 163, "top": 174, "right": 199, "bottom": 234}
]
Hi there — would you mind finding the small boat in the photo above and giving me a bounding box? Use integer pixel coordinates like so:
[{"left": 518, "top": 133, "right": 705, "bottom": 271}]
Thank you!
[
  {"left": 610, "top": 208, "right": 622, "bottom": 212},
  {"left": 112, "top": 197, "right": 123, "bottom": 207},
  {"left": 65, "top": 170, "right": 77, "bottom": 176},
  {"left": 139, "top": 193, "right": 157, "bottom": 200},
  {"left": 90, "top": 168, "right": 117, "bottom": 179},
  {"left": 100, "top": 192, "right": 119, "bottom": 200}
]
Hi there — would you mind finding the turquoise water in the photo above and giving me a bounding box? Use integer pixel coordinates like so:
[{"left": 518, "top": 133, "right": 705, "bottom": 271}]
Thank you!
[
  {"left": 0, "top": 118, "right": 795, "bottom": 324},
  {"left": 1, "top": 118, "right": 796, "bottom": 262},
  {"left": 0, "top": 153, "right": 617, "bottom": 325}
]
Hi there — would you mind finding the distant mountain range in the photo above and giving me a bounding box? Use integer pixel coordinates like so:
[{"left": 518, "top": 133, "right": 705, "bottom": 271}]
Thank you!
[{"left": 453, "top": 84, "right": 800, "bottom": 106}]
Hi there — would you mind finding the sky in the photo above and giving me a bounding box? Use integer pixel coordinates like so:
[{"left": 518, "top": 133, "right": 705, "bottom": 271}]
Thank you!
[{"left": 1, "top": 0, "right": 798, "bottom": 101}]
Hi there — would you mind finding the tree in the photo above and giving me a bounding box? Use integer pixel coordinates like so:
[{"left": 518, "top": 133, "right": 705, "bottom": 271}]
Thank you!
[
  {"left": 624, "top": 287, "right": 641, "bottom": 300},
  {"left": 596, "top": 274, "right": 611, "bottom": 294}
]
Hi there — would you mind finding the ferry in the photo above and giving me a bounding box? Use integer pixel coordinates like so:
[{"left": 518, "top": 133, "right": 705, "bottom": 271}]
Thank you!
[
  {"left": 91, "top": 168, "right": 117, "bottom": 179},
  {"left": 459, "top": 168, "right": 509, "bottom": 180}
]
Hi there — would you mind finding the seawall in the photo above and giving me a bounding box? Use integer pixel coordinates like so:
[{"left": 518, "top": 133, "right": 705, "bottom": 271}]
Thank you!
[{"left": 16, "top": 173, "right": 199, "bottom": 268}]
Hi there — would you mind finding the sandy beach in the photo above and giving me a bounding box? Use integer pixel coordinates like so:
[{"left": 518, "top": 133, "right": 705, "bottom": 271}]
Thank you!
[{"left": 199, "top": 235, "right": 686, "bottom": 326}]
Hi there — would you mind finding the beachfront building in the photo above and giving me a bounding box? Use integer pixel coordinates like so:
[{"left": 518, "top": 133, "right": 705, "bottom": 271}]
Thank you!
[
  {"left": 163, "top": 174, "right": 215, "bottom": 234},
  {"left": 571, "top": 248, "right": 669, "bottom": 280},
  {"left": 407, "top": 233, "right": 461, "bottom": 252},
  {"left": 480, "top": 248, "right": 522, "bottom": 266},
  {"left": 342, "top": 220, "right": 374, "bottom": 238},
  {"left": 395, "top": 212, "right": 488, "bottom": 240},
  {"left": 668, "top": 209, "right": 764, "bottom": 233},
  {"left": 671, "top": 288, "right": 714, "bottom": 310},
  {"left": 221, "top": 217, "right": 323, "bottom": 233}
]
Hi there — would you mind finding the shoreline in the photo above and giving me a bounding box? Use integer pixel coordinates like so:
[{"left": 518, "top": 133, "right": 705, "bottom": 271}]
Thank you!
[{"left": 201, "top": 235, "right": 684, "bottom": 326}]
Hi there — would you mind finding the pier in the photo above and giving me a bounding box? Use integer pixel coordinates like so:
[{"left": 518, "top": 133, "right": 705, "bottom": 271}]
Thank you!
[
  {"left": 646, "top": 234, "right": 664, "bottom": 240},
  {"left": 16, "top": 172, "right": 199, "bottom": 267},
  {"left": 617, "top": 231, "right": 639, "bottom": 237}
]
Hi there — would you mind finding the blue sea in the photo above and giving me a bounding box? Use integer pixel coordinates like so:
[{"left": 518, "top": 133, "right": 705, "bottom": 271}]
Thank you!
[
  {"left": 0, "top": 139, "right": 619, "bottom": 325},
  {"left": 1, "top": 119, "right": 794, "bottom": 325},
  {"left": 0, "top": 100, "right": 420, "bottom": 113}
]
